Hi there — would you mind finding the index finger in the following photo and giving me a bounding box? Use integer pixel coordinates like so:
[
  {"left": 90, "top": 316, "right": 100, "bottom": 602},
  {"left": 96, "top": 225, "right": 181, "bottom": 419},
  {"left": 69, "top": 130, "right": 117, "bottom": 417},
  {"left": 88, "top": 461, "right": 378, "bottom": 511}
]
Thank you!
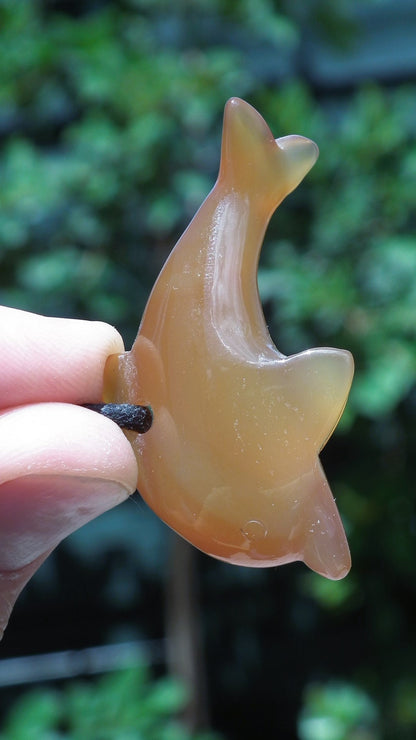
[{"left": 0, "top": 307, "right": 125, "bottom": 408}]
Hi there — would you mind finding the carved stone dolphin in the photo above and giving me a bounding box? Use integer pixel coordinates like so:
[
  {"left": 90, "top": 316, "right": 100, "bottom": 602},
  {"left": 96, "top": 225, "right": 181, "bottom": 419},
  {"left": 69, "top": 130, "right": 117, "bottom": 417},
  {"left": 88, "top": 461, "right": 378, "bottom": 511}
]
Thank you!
[{"left": 104, "top": 98, "right": 354, "bottom": 579}]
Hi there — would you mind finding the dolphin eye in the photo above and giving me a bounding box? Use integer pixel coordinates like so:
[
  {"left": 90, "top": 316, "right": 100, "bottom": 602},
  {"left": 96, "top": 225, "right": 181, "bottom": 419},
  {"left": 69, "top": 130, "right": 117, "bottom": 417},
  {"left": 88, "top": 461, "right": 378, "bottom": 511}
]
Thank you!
[{"left": 102, "top": 98, "right": 354, "bottom": 581}]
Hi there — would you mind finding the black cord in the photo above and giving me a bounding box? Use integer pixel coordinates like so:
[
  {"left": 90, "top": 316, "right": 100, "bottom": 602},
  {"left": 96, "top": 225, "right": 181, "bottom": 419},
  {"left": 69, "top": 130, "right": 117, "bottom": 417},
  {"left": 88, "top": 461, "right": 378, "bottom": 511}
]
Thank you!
[{"left": 83, "top": 403, "right": 153, "bottom": 433}]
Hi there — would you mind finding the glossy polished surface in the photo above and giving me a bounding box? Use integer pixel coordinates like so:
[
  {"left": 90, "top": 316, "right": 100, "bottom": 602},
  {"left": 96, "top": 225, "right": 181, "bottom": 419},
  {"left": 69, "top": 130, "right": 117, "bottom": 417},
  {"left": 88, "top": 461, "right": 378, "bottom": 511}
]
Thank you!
[{"left": 104, "top": 98, "right": 354, "bottom": 579}]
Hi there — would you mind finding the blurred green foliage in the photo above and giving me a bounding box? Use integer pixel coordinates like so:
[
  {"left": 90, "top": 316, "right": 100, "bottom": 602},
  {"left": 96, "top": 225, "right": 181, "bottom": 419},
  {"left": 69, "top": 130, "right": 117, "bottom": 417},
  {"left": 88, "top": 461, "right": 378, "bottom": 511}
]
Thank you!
[
  {"left": 0, "top": 665, "right": 221, "bottom": 740},
  {"left": 1, "top": 1, "right": 416, "bottom": 739},
  {"left": 298, "top": 682, "right": 379, "bottom": 740}
]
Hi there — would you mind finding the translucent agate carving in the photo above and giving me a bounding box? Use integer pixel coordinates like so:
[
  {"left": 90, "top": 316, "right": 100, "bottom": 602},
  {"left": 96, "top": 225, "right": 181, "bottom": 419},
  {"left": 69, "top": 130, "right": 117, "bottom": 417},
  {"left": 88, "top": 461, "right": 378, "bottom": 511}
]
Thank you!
[{"left": 103, "top": 98, "right": 354, "bottom": 579}]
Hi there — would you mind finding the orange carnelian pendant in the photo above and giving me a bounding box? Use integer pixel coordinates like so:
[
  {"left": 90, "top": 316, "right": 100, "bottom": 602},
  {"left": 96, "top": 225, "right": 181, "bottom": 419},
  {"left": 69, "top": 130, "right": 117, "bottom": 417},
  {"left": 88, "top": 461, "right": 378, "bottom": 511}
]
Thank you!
[{"left": 104, "top": 98, "right": 354, "bottom": 579}]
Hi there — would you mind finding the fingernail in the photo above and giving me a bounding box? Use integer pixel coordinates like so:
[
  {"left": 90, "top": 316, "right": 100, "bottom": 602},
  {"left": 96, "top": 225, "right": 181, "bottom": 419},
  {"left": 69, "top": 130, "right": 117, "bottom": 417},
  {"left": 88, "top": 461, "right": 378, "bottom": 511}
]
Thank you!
[{"left": 0, "top": 475, "right": 132, "bottom": 572}]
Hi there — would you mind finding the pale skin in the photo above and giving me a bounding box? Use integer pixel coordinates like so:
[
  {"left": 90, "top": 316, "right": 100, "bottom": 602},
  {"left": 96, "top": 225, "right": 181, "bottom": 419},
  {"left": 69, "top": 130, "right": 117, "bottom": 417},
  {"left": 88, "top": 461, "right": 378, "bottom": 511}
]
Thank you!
[{"left": 0, "top": 306, "right": 138, "bottom": 640}]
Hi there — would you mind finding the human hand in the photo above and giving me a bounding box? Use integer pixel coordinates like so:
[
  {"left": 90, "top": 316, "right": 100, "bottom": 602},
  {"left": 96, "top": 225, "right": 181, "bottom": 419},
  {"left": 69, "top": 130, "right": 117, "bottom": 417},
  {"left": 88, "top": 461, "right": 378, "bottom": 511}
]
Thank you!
[{"left": 0, "top": 306, "right": 138, "bottom": 639}]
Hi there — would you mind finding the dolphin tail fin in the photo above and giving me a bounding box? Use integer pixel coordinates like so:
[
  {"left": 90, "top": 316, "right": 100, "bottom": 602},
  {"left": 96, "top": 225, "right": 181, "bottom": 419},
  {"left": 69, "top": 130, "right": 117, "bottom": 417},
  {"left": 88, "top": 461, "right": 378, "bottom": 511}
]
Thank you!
[{"left": 218, "top": 97, "right": 319, "bottom": 213}]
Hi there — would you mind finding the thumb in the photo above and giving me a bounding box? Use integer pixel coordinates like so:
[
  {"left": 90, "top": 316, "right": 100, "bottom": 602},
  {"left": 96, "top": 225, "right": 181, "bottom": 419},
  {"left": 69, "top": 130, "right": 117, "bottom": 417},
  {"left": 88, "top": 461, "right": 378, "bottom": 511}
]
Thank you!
[{"left": 0, "top": 403, "right": 138, "bottom": 638}]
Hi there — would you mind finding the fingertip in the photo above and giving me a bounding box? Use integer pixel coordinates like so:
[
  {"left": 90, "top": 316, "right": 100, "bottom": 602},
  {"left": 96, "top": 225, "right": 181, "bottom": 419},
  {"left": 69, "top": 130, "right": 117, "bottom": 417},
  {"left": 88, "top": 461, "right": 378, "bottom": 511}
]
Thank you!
[
  {"left": 0, "top": 309, "right": 126, "bottom": 406},
  {"left": 47, "top": 319, "right": 126, "bottom": 404},
  {"left": 0, "top": 403, "right": 138, "bottom": 493},
  {"left": 0, "top": 404, "right": 139, "bottom": 575},
  {"left": 86, "top": 320, "right": 125, "bottom": 363}
]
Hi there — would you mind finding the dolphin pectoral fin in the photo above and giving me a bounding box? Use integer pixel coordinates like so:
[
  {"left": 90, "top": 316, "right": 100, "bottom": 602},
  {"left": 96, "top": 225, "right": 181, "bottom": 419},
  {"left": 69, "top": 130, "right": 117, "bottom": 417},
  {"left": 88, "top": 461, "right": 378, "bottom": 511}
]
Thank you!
[
  {"left": 285, "top": 348, "right": 354, "bottom": 451},
  {"left": 300, "top": 464, "right": 351, "bottom": 580}
]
